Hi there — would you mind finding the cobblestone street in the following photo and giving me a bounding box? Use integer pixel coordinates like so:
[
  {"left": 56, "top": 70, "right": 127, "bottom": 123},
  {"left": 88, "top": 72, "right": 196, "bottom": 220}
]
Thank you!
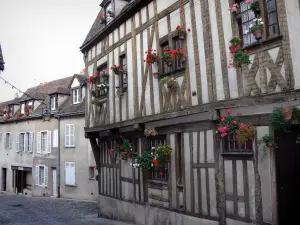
[{"left": 0, "top": 194, "right": 133, "bottom": 225}]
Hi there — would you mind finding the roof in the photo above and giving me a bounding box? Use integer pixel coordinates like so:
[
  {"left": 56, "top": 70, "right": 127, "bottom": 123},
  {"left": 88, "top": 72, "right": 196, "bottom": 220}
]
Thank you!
[
  {"left": 80, "top": 0, "right": 147, "bottom": 52},
  {"left": 56, "top": 96, "right": 85, "bottom": 117},
  {"left": 18, "top": 76, "right": 73, "bottom": 102}
]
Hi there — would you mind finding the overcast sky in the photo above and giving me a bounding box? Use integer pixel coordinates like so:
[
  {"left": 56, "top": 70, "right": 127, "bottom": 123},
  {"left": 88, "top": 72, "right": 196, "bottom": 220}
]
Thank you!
[{"left": 0, "top": 0, "right": 100, "bottom": 102}]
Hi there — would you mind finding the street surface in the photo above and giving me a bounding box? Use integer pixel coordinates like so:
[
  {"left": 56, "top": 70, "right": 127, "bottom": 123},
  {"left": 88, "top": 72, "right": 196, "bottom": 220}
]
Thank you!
[{"left": 0, "top": 193, "right": 133, "bottom": 225}]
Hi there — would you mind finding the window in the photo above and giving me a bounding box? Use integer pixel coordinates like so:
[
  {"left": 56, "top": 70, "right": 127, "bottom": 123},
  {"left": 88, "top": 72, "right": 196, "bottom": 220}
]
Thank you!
[
  {"left": 4, "top": 133, "right": 12, "bottom": 149},
  {"left": 65, "top": 162, "right": 76, "bottom": 185},
  {"left": 118, "top": 54, "right": 128, "bottom": 92},
  {"left": 147, "top": 136, "right": 169, "bottom": 181},
  {"left": 35, "top": 165, "right": 48, "bottom": 187},
  {"left": 53, "top": 129, "right": 58, "bottom": 148},
  {"left": 36, "top": 131, "right": 51, "bottom": 154},
  {"left": 8, "top": 106, "right": 13, "bottom": 117},
  {"left": 65, "top": 124, "right": 75, "bottom": 147},
  {"left": 97, "top": 64, "right": 108, "bottom": 97},
  {"left": 50, "top": 95, "right": 58, "bottom": 111},
  {"left": 105, "top": 2, "right": 113, "bottom": 24},
  {"left": 89, "top": 167, "right": 95, "bottom": 179},
  {"left": 73, "top": 88, "right": 81, "bottom": 104},
  {"left": 224, "top": 134, "right": 253, "bottom": 153},
  {"left": 238, "top": 0, "right": 279, "bottom": 47},
  {"left": 173, "top": 37, "right": 184, "bottom": 70},
  {"left": 21, "top": 103, "right": 25, "bottom": 114},
  {"left": 161, "top": 42, "right": 172, "bottom": 75}
]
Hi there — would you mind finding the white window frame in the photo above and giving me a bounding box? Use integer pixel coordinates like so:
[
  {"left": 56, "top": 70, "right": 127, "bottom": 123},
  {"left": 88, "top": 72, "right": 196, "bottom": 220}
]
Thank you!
[
  {"left": 65, "top": 124, "right": 75, "bottom": 147},
  {"left": 17, "top": 132, "right": 33, "bottom": 152},
  {"left": 65, "top": 162, "right": 76, "bottom": 186},
  {"left": 72, "top": 88, "right": 81, "bottom": 104},
  {"left": 20, "top": 103, "right": 25, "bottom": 114},
  {"left": 51, "top": 96, "right": 57, "bottom": 111},
  {"left": 35, "top": 164, "right": 48, "bottom": 187},
  {"left": 36, "top": 130, "right": 51, "bottom": 154},
  {"left": 53, "top": 129, "right": 58, "bottom": 148},
  {"left": 4, "top": 132, "right": 12, "bottom": 149}
]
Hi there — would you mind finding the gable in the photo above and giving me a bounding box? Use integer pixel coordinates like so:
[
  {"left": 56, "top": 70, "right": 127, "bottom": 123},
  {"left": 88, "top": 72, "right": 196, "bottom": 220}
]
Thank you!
[{"left": 71, "top": 78, "right": 80, "bottom": 88}]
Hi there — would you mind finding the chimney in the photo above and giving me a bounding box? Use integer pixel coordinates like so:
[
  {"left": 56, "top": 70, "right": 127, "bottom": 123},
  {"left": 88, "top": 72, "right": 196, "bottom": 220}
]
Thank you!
[{"left": 14, "top": 92, "right": 19, "bottom": 99}]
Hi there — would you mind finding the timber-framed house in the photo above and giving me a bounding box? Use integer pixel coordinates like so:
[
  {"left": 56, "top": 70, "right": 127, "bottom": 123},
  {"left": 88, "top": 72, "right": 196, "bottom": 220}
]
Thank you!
[{"left": 81, "top": 1, "right": 300, "bottom": 225}]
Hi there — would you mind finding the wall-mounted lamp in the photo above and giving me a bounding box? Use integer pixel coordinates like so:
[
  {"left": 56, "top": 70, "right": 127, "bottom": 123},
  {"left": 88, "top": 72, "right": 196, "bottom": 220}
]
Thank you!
[{"left": 42, "top": 108, "right": 51, "bottom": 122}]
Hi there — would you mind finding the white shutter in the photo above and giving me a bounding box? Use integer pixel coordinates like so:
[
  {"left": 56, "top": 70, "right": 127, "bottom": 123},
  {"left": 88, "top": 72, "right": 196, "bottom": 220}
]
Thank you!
[
  {"left": 16, "top": 133, "right": 19, "bottom": 152},
  {"left": 70, "top": 162, "right": 75, "bottom": 185},
  {"left": 24, "top": 133, "right": 28, "bottom": 152},
  {"left": 9, "top": 133, "right": 12, "bottom": 148},
  {"left": 28, "top": 132, "right": 33, "bottom": 153},
  {"left": 35, "top": 165, "right": 40, "bottom": 185},
  {"left": 53, "top": 129, "right": 58, "bottom": 148},
  {"left": 70, "top": 125, "right": 75, "bottom": 147},
  {"left": 44, "top": 166, "right": 48, "bottom": 187},
  {"left": 65, "top": 162, "right": 70, "bottom": 185},
  {"left": 47, "top": 131, "right": 51, "bottom": 153},
  {"left": 37, "top": 132, "right": 41, "bottom": 154},
  {"left": 65, "top": 125, "right": 69, "bottom": 147}
]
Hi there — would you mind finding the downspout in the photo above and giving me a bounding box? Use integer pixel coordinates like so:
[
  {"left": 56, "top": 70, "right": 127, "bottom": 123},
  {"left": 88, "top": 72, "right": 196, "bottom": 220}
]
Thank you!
[{"left": 57, "top": 116, "right": 61, "bottom": 198}]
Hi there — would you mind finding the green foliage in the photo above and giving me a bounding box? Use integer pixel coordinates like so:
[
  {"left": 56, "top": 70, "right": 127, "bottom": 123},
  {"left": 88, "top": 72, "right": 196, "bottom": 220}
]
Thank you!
[
  {"left": 233, "top": 50, "right": 251, "bottom": 68},
  {"left": 250, "top": 2, "right": 260, "bottom": 12},
  {"left": 156, "top": 144, "right": 172, "bottom": 159},
  {"left": 161, "top": 51, "right": 173, "bottom": 62},
  {"left": 235, "top": 125, "right": 255, "bottom": 144},
  {"left": 229, "top": 37, "right": 241, "bottom": 45},
  {"left": 160, "top": 77, "right": 178, "bottom": 88},
  {"left": 250, "top": 24, "right": 263, "bottom": 33},
  {"left": 270, "top": 108, "right": 290, "bottom": 132},
  {"left": 219, "top": 114, "right": 240, "bottom": 136},
  {"left": 258, "top": 135, "right": 278, "bottom": 162},
  {"left": 137, "top": 151, "right": 153, "bottom": 172}
]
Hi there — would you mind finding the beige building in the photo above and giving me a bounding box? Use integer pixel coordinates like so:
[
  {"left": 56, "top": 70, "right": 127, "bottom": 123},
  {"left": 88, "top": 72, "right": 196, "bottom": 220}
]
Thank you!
[
  {"left": 0, "top": 74, "right": 97, "bottom": 201},
  {"left": 81, "top": 0, "right": 300, "bottom": 225}
]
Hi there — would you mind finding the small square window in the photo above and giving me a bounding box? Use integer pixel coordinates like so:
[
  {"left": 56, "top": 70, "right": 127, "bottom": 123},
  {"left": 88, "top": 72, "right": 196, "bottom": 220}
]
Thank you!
[{"left": 224, "top": 134, "right": 253, "bottom": 153}]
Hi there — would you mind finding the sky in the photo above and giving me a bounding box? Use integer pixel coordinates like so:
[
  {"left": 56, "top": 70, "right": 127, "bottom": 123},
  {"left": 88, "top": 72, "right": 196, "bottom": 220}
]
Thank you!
[{"left": 0, "top": 0, "right": 100, "bottom": 102}]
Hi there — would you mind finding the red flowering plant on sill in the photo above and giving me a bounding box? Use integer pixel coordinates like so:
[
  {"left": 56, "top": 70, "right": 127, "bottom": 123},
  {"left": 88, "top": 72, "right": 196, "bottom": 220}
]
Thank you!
[
  {"left": 87, "top": 73, "right": 98, "bottom": 85},
  {"left": 173, "top": 48, "right": 186, "bottom": 63},
  {"left": 228, "top": 49, "right": 251, "bottom": 69},
  {"left": 161, "top": 50, "right": 175, "bottom": 67},
  {"left": 98, "top": 14, "right": 107, "bottom": 24},
  {"left": 216, "top": 110, "right": 255, "bottom": 144},
  {"left": 176, "top": 25, "right": 191, "bottom": 40},
  {"left": 24, "top": 105, "right": 32, "bottom": 117},
  {"left": 144, "top": 49, "right": 159, "bottom": 65},
  {"left": 110, "top": 65, "right": 121, "bottom": 75}
]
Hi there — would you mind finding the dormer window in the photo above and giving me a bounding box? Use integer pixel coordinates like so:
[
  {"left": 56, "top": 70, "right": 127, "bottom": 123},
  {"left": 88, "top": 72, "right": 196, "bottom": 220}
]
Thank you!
[
  {"left": 50, "top": 95, "right": 58, "bottom": 111},
  {"left": 73, "top": 88, "right": 81, "bottom": 104},
  {"left": 21, "top": 103, "right": 25, "bottom": 114},
  {"left": 105, "top": 2, "right": 113, "bottom": 24}
]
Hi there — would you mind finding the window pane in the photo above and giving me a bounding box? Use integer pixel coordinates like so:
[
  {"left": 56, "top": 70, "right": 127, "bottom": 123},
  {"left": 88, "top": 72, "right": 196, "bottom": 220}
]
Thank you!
[
  {"left": 268, "top": 12, "right": 278, "bottom": 25},
  {"left": 269, "top": 24, "right": 279, "bottom": 36},
  {"left": 267, "top": 0, "right": 276, "bottom": 12}
]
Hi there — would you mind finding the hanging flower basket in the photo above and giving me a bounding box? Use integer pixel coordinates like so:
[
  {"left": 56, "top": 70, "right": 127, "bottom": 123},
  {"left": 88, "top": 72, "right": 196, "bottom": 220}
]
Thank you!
[
  {"left": 229, "top": 3, "right": 241, "bottom": 20},
  {"left": 176, "top": 26, "right": 190, "bottom": 40},
  {"left": 249, "top": 1, "right": 261, "bottom": 17},
  {"left": 229, "top": 37, "right": 241, "bottom": 52},
  {"left": 161, "top": 50, "right": 174, "bottom": 66},
  {"left": 282, "top": 107, "right": 293, "bottom": 121},
  {"left": 98, "top": 14, "right": 107, "bottom": 24},
  {"left": 110, "top": 65, "right": 121, "bottom": 75},
  {"left": 115, "top": 137, "right": 133, "bottom": 161},
  {"left": 160, "top": 77, "right": 178, "bottom": 89}
]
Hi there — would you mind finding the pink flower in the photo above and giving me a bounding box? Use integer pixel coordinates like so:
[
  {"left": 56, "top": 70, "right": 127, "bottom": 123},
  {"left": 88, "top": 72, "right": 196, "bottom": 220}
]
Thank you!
[
  {"left": 246, "top": 0, "right": 252, "bottom": 4},
  {"left": 221, "top": 117, "right": 225, "bottom": 122},
  {"left": 221, "top": 133, "right": 228, "bottom": 137},
  {"left": 109, "top": 149, "right": 115, "bottom": 155},
  {"left": 222, "top": 127, "right": 228, "bottom": 132},
  {"left": 226, "top": 124, "right": 230, "bottom": 128},
  {"left": 233, "top": 120, "right": 237, "bottom": 125},
  {"left": 227, "top": 109, "right": 231, "bottom": 114},
  {"left": 237, "top": 111, "right": 241, "bottom": 115},
  {"left": 218, "top": 127, "right": 223, "bottom": 132},
  {"left": 240, "top": 123, "right": 247, "bottom": 128}
]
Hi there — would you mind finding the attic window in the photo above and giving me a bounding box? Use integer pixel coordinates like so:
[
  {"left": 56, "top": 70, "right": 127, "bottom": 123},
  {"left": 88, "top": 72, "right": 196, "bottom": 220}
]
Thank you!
[
  {"left": 105, "top": 2, "right": 113, "bottom": 24},
  {"left": 73, "top": 88, "right": 81, "bottom": 104},
  {"left": 51, "top": 95, "right": 58, "bottom": 111}
]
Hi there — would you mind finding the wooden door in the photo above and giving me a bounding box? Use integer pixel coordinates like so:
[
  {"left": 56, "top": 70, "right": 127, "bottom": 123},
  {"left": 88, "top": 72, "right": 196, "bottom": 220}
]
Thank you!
[
  {"left": 1, "top": 168, "right": 7, "bottom": 191},
  {"left": 275, "top": 126, "right": 300, "bottom": 225}
]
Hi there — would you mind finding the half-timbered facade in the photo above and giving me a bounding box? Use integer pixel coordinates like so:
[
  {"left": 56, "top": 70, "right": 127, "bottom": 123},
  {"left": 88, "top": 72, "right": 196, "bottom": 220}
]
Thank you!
[{"left": 81, "top": 1, "right": 300, "bottom": 225}]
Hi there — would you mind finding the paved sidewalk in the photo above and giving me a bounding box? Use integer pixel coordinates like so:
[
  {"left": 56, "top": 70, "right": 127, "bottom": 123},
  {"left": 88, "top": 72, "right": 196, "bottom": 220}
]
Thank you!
[{"left": 0, "top": 194, "right": 135, "bottom": 225}]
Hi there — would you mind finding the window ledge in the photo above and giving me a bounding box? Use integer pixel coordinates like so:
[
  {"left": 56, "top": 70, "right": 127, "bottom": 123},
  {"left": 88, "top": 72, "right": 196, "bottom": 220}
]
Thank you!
[
  {"left": 242, "top": 35, "right": 282, "bottom": 51},
  {"left": 222, "top": 152, "right": 253, "bottom": 157},
  {"left": 65, "top": 184, "right": 77, "bottom": 187},
  {"left": 89, "top": 178, "right": 96, "bottom": 181},
  {"left": 65, "top": 146, "right": 75, "bottom": 148}
]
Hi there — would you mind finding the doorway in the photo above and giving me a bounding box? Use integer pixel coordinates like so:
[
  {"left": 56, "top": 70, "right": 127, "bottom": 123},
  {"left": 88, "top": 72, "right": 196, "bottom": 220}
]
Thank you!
[
  {"left": 1, "top": 168, "right": 7, "bottom": 191},
  {"left": 275, "top": 126, "right": 300, "bottom": 225},
  {"left": 52, "top": 169, "right": 57, "bottom": 197}
]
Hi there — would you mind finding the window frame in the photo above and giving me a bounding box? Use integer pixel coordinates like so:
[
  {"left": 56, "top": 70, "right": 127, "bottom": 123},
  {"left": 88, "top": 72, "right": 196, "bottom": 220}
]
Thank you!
[
  {"left": 104, "top": 1, "right": 113, "bottom": 25},
  {"left": 237, "top": 0, "right": 280, "bottom": 47},
  {"left": 97, "top": 64, "right": 109, "bottom": 98},
  {"left": 4, "top": 132, "right": 12, "bottom": 149},
  {"left": 50, "top": 95, "right": 58, "bottom": 111},
  {"left": 117, "top": 54, "right": 128, "bottom": 93},
  {"left": 89, "top": 167, "right": 95, "bottom": 180},
  {"left": 72, "top": 88, "right": 81, "bottom": 104},
  {"left": 35, "top": 164, "right": 48, "bottom": 187},
  {"left": 65, "top": 162, "right": 76, "bottom": 186},
  {"left": 65, "top": 124, "right": 75, "bottom": 148},
  {"left": 223, "top": 133, "right": 253, "bottom": 154}
]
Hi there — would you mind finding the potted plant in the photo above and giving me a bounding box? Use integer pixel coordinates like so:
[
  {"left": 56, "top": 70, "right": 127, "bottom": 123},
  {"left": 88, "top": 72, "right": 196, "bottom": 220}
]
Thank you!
[
  {"left": 282, "top": 107, "right": 293, "bottom": 121},
  {"left": 156, "top": 144, "right": 172, "bottom": 162},
  {"left": 235, "top": 123, "right": 255, "bottom": 144},
  {"left": 269, "top": 106, "right": 300, "bottom": 132},
  {"left": 97, "top": 82, "right": 109, "bottom": 94},
  {"left": 229, "top": 49, "right": 251, "bottom": 69},
  {"left": 174, "top": 48, "right": 186, "bottom": 64},
  {"left": 144, "top": 128, "right": 158, "bottom": 137},
  {"left": 99, "top": 70, "right": 109, "bottom": 80},
  {"left": 249, "top": 0, "right": 261, "bottom": 16},
  {"left": 176, "top": 26, "right": 191, "bottom": 40},
  {"left": 161, "top": 50, "right": 174, "bottom": 67},
  {"left": 249, "top": 18, "right": 264, "bottom": 40},
  {"left": 229, "top": 37, "right": 241, "bottom": 52},
  {"left": 144, "top": 49, "right": 159, "bottom": 78},
  {"left": 88, "top": 73, "right": 98, "bottom": 85},
  {"left": 217, "top": 110, "right": 241, "bottom": 138},
  {"left": 160, "top": 77, "right": 178, "bottom": 89},
  {"left": 98, "top": 14, "right": 107, "bottom": 24},
  {"left": 260, "top": 135, "right": 277, "bottom": 148},
  {"left": 110, "top": 65, "right": 121, "bottom": 75},
  {"left": 115, "top": 137, "right": 133, "bottom": 160},
  {"left": 228, "top": 3, "right": 241, "bottom": 20},
  {"left": 107, "top": 9, "right": 114, "bottom": 17}
]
